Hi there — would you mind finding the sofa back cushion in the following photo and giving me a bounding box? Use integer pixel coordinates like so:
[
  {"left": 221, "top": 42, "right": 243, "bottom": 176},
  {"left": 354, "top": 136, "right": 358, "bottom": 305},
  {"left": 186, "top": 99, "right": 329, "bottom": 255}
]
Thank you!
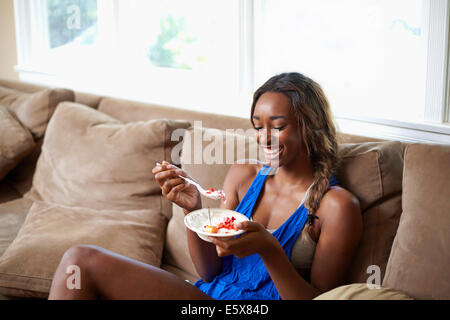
[
  {"left": 337, "top": 142, "right": 404, "bottom": 284},
  {"left": 98, "top": 97, "right": 253, "bottom": 131},
  {"left": 0, "top": 86, "right": 74, "bottom": 138},
  {"left": 0, "top": 105, "right": 35, "bottom": 180},
  {"left": 0, "top": 79, "right": 101, "bottom": 109},
  {"left": 0, "top": 79, "right": 49, "bottom": 94},
  {"left": 0, "top": 102, "right": 191, "bottom": 298},
  {"left": 28, "top": 102, "right": 191, "bottom": 212},
  {"left": 383, "top": 143, "right": 450, "bottom": 299}
]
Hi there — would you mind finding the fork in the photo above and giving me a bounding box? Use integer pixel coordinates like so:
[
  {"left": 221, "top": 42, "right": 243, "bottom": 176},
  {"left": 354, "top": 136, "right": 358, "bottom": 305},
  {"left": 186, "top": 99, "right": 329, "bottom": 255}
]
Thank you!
[
  {"left": 177, "top": 175, "right": 222, "bottom": 199},
  {"left": 156, "top": 162, "right": 224, "bottom": 200}
]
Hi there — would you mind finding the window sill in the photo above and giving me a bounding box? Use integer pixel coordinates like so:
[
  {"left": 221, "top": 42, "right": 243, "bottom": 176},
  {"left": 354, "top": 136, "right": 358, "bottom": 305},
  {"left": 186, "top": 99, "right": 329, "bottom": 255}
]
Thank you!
[{"left": 336, "top": 116, "right": 450, "bottom": 144}]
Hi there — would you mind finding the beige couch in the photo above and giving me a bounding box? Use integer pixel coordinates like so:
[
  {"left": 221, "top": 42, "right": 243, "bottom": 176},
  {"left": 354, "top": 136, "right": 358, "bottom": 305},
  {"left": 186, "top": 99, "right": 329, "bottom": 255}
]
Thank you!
[{"left": 0, "top": 79, "right": 449, "bottom": 300}]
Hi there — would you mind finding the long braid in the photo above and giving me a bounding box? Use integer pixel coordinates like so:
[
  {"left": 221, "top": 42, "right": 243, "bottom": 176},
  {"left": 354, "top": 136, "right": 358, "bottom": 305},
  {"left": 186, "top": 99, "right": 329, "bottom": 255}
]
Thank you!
[{"left": 306, "top": 153, "right": 337, "bottom": 225}]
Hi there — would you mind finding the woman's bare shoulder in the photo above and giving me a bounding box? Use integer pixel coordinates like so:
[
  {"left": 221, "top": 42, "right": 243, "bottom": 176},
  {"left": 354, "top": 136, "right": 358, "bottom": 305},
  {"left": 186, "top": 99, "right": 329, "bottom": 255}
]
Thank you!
[
  {"left": 224, "top": 163, "right": 260, "bottom": 188},
  {"left": 317, "top": 186, "right": 361, "bottom": 223},
  {"left": 221, "top": 163, "right": 260, "bottom": 210}
]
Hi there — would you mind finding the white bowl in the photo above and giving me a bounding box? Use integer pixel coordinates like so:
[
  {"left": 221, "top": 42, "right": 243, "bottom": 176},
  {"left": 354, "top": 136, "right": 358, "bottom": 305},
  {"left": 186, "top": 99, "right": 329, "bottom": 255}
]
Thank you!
[{"left": 184, "top": 208, "right": 249, "bottom": 242}]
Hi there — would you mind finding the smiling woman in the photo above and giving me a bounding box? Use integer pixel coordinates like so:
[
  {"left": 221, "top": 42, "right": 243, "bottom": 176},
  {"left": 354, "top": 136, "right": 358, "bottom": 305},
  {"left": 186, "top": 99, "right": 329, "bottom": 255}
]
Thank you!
[{"left": 47, "top": 71, "right": 361, "bottom": 300}]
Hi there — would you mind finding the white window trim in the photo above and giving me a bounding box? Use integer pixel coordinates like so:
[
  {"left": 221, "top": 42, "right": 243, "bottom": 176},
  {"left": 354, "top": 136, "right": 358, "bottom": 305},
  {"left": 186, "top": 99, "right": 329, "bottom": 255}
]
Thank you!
[
  {"left": 424, "top": 0, "right": 450, "bottom": 124},
  {"left": 12, "top": 0, "right": 450, "bottom": 145},
  {"left": 336, "top": 115, "right": 450, "bottom": 144},
  {"left": 238, "top": 0, "right": 255, "bottom": 95}
]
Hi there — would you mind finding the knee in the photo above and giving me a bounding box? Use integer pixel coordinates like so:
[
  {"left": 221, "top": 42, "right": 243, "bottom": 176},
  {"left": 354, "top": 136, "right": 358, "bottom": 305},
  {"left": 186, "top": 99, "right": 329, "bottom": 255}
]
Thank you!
[{"left": 60, "top": 244, "right": 103, "bottom": 270}]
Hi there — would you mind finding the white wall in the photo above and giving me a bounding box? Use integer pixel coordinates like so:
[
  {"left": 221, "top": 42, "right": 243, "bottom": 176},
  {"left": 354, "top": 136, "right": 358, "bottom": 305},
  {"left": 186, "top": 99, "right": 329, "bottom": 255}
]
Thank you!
[{"left": 0, "top": 0, "right": 18, "bottom": 81}]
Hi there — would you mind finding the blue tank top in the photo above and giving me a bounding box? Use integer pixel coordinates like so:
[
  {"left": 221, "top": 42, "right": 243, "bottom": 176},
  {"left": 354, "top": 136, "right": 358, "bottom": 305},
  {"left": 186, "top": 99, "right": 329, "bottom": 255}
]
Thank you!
[{"left": 194, "top": 166, "right": 339, "bottom": 300}]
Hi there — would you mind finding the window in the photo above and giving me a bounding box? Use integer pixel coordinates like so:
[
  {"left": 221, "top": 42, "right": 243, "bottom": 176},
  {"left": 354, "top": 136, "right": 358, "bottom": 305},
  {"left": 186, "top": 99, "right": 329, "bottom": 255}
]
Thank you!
[
  {"left": 113, "top": 0, "right": 240, "bottom": 107},
  {"left": 47, "top": 0, "right": 98, "bottom": 49},
  {"left": 15, "top": 0, "right": 240, "bottom": 112},
  {"left": 255, "top": 0, "right": 426, "bottom": 122},
  {"left": 13, "top": 0, "right": 450, "bottom": 144}
]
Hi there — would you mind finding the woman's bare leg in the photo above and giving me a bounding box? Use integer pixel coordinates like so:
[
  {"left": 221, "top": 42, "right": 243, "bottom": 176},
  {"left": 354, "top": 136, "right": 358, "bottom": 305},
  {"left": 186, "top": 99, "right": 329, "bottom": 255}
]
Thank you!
[{"left": 48, "top": 244, "right": 213, "bottom": 300}]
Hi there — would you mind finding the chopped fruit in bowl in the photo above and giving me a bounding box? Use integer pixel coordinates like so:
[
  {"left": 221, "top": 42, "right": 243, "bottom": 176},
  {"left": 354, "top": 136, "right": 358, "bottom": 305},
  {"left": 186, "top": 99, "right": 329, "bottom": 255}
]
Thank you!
[
  {"left": 184, "top": 208, "right": 249, "bottom": 242},
  {"left": 204, "top": 226, "right": 218, "bottom": 234},
  {"left": 203, "top": 216, "right": 239, "bottom": 234}
]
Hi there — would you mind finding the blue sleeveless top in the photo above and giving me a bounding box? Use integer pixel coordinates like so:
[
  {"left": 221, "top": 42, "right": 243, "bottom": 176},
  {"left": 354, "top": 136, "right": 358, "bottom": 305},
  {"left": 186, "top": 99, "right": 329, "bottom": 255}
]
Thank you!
[{"left": 194, "top": 166, "right": 339, "bottom": 300}]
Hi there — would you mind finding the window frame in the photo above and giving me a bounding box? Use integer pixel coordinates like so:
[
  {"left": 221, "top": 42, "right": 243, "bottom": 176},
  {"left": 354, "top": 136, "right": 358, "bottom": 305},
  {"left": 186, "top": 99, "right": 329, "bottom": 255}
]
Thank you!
[
  {"left": 12, "top": 0, "right": 450, "bottom": 144},
  {"left": 423, "top": 0, "right": 450, "bottom": 125}
]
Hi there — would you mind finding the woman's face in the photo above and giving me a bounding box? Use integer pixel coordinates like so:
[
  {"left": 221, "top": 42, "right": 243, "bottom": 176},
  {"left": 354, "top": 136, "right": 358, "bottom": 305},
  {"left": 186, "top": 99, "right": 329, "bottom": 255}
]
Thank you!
[{"left": 252, "top": 92, "right": 306, "bottom": 167}]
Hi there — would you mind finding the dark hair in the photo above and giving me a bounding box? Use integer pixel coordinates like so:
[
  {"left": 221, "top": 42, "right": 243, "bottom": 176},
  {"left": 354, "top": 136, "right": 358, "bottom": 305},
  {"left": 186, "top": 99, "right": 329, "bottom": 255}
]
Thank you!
[{"left": 251, "top": 72, "right": 339, "bottom": 220}]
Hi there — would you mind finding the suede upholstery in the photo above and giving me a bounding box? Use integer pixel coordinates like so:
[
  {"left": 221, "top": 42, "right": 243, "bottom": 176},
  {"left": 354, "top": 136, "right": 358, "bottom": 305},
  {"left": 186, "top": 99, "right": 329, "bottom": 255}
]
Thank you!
[
  {"left": 98, "top": 97, "right": 254, "bottom": 132},
  {"left": 337, "top": 142, "right": 404, "bottom": 283},
  {"left": 0, "top": 86, "right": 74, "bottom": 138},
  {"left": 0, "top": 200, "right": 167, "bottom": 298},
  {"left": 314, "top": 283, "right": 413, "bottom": 300},
  {"left": 28, "top": 102, "right": 191, "bottom": 212},
  {"left": 0, "top": 189, "right": 33, "bottom": 258},
  {"left": 0, "top": 79, "right": 101, "bottom": 109},
  {"left": 0, "top": 101, "right": 191, "bottom": 298},
  {"left": 383, "top": 144, "right": 450, "bottom": 300},
  {"left": 0, "top": 105, "right": 35, "bottom": 180}
]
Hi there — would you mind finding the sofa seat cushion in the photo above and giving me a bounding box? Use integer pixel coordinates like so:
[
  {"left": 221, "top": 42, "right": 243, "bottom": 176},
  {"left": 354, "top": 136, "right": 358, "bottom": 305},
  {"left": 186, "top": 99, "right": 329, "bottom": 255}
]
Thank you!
[
  {"left": 28, "top": 101, "right": 191, "bottom": 212},
  {"left": 0, "top": 86, "right": 74, "bottom": 138},
  {"left": 314, "top": 283, "right": 413, "bottom": 300},
  {"left": 383, "top": 143, "right": 450, "bottom": 300},
  {"left": 0, "top": 200, "right": 167, "bottom": 298},
  {"left": 337, "top": 142, "right": 404, "bottom": 284},
  {"left": 0, "top": 105, "right": 35, "bottom": 180},
  {"left": 0, "top": 196, "right": 33, "bottom": 258}
]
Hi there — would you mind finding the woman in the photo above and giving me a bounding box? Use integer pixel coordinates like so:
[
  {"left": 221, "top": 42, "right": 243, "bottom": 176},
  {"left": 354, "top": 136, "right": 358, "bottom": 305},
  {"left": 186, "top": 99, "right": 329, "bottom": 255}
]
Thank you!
[{"left": 48, "top": 72, "right": 362, "bottom": 300}]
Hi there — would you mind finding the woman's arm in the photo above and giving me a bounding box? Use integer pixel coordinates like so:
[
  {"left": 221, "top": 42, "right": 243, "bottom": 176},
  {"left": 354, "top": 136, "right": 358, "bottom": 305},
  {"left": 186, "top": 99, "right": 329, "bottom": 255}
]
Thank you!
[
  {"left": 153, "top": 162, "right": 221, "bottom": 282},
  {"left": 191, "top": 163, "right": 258, "bottom": 282},
  {"left": 212, "top": 187, "right": 361, "bottom": 299},
  {"left": 262, "top": 188, "right": 362, "bottom": 299},
  {"left": 185, "top": 213, "right": 223, "bottom": 283},
  {"left": 154, "top": 162, "right": 252, "bottom": 283}
]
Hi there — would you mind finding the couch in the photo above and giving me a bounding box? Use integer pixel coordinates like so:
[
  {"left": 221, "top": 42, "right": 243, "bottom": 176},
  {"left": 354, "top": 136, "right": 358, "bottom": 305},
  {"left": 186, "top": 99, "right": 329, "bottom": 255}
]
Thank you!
[{"left": 0, "top": 78, "right": 449, "bottom": 300}]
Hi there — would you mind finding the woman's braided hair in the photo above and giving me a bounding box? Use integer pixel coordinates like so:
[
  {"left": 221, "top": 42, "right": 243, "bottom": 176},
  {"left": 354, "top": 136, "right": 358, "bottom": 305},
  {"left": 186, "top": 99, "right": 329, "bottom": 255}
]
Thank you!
[{"left": 250, "top": 72, "right": 339, "bottom": 224}]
